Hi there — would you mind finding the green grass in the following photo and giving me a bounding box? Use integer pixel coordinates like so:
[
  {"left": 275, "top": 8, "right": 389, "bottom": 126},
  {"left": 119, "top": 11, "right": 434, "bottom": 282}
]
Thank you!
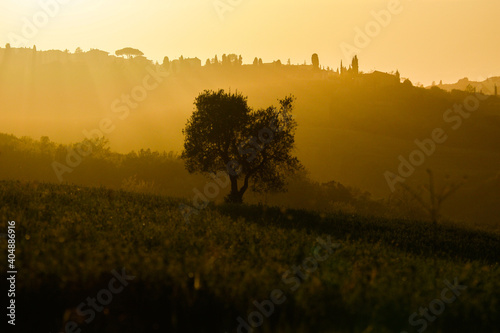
[{"left": 0, "top": 180, "right": 499, "bottom": 332}]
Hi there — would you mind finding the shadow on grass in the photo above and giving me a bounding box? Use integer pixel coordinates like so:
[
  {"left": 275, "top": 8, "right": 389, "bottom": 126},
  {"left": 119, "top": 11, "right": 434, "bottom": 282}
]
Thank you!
[{"left": 216, "top": 203, "right": 500, "bottom": 264}]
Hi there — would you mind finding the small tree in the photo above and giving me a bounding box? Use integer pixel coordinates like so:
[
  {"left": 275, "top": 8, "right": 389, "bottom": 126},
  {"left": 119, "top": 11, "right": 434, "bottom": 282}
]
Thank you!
[
  {"left": 162, "top": 56, "right": 170, "bottom": 71},
  {"left": 465, "top": 84, "right": 476, "bottom": 94},
  {"left": 351, "top": 55, "right": 359, "bottom": 74},
  {"left": 225, "top": 54, "right": 239, "bottom": 66},
  {"left": 398, "top": 169, "right": 464, "bottom": 288},
  {"left": 399, "top": 169, "right": 463, "bottom": 226},
  {"left": 182, "top": 90, "right": 303, "bottom": 203},
  {"left": 311, "top": 53, "right": 319, "bottom": 70}
]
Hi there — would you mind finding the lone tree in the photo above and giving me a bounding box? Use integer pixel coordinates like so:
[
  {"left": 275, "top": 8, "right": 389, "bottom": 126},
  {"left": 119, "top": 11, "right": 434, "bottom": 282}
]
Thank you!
[
  {"left": 115, "top": 47, "right": 144, "bottom": 59},
  {"left": 182, "top": 89, "right": 303, "bottom": 203}
]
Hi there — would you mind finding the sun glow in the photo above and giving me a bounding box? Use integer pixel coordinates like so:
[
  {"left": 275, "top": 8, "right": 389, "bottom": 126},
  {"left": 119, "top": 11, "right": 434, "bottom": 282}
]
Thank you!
[{"left": 1, "top": 0, "right": 499, "bottom": 85}]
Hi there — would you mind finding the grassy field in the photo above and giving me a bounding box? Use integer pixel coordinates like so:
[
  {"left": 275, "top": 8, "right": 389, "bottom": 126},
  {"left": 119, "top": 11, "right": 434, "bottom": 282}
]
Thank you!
[{"left": 1, "top": 180, "right": 499, "bottom": 332}]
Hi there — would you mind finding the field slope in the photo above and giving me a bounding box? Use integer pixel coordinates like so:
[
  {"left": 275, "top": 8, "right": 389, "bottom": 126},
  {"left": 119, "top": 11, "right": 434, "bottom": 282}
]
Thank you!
[{"left": 0, "top": 181, "right": 499, "bottom": 332}]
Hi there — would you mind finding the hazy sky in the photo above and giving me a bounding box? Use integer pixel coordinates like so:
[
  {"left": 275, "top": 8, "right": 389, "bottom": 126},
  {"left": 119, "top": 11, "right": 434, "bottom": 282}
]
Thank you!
[{"left": 1, "top": 0, "right": 498, "bottom": 85}]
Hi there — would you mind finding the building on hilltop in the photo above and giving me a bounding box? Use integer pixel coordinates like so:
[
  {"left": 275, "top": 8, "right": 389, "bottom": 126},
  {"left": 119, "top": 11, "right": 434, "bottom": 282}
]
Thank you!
[{"left": 362, "top": 70, "right": 400, "bottom": 87}]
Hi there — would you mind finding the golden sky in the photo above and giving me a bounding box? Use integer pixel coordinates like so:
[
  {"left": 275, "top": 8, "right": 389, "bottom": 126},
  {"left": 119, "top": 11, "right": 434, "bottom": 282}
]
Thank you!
[{"left": 1, "top": 0, "right": 499, "bottom": 85}]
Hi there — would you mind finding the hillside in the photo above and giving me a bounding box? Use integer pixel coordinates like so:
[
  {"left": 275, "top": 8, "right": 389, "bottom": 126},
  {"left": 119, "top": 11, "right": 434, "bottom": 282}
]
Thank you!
[
  {"left": 1, "top": 46, "right": 500, "bottom": 229},
  {"left": 1, "top": 181, "right": 499, "bottom": 332},
  {"left": 1, "top": 132, "right": 499, "bottom": 232}
]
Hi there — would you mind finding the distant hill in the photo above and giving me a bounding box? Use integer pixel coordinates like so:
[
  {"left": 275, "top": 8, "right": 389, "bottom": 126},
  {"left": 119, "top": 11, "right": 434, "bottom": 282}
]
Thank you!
[{"left": 431, "top": 76, "right": 500, "bottom": 95}]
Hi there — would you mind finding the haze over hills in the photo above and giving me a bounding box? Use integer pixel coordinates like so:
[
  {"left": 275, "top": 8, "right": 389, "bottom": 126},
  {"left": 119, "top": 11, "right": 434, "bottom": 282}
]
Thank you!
[
  {"left": 1, "top": 45, "right": 499, "bottom": 227},
  {"left": 2, "top": 1, "right": 500, "bottom": 332}
]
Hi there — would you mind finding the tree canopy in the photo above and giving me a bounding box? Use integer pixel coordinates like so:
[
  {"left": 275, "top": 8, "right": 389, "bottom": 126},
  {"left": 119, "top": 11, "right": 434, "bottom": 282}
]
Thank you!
[
  {"left": 181, "top": 89, "right": 303, "bottom": 203},
  {"left": 312, "top": 53, "right": 319, "bottom": 70},
  {"left": 115, "top": 47, "right": 144, "bottom": 58}
]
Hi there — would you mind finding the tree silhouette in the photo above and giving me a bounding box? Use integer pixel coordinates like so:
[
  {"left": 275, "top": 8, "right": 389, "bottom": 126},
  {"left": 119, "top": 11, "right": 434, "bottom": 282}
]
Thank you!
[
  {"left": 253, "top": 57, "right": 259, "bottom": 66},
  {"left": 182, "top": 89, "right": 302, "bottom": 203},
  {"left": 228, "top": 54, "right": 237, "bottom": 65},
  {"left": 465, "top": 84, "right": 476, "bottom": 94},
  {"left": 221, "top": 54, "right": 239, "bottom": 66},
  {"left": 115, "top": 47, "right": 144, "bottom": 59},
  {"left": 399, "top": 169, "right": 464, "bottom": 288},
  {"left": 312, "top": 53, "right": 319, "bottom": 70},
  {"left": 403, "top": 78, "right": 413, "bottom": 87},
  {"left": 351, "top": 55, "right": 359, "bottom": 75},
  {"left": 399, "top": 169, "right": 463, "bottom": 226},
  {"left": 162, "top": 56, "right": 170, "bottom": 71}
]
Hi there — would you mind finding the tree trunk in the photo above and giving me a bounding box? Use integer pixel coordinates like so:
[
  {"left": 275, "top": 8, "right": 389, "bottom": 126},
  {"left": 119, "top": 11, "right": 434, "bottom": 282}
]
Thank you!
[
  {"left": 226, "top": 174, "right": 250, "bottom": 204},
  {"left": 239, "top": 174, "right": 250, "bottom": 198},
  {"left": 226, "top": 175, "right": 243, "bottom": 203}
]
